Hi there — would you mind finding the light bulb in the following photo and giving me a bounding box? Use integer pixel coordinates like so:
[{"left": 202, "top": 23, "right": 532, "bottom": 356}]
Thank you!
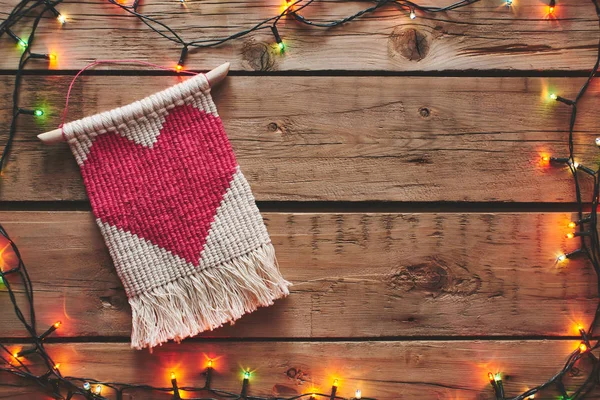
[
  {"left": 57, "top": 14, "right": 66, "bottom": 24},
  {"left": 579, "top": 342, "right": 588, "bottom": 352},
  {"left": 550, "top": 93, "right": 558, "bottom": 100},
  {"left": 506, "top": 0, "right": 513, "bottom": 5},
  {"left": 410, "top": 8, "right": 416, "bottom": 19},
  {"left": 53, "top": 321, "right": 61, "bottom": 328},
  {"left": 333, "top": 379, "right": 339, "bottom": 387},
  {"left": 566, "top": 232, "right": 575, "bottom": 239},
  {"left": 53, "top": 363, "right": 60, "bottom": 370},
  {"left": 355, "top": 389, "right": 362, "bottom": 399},
  {"left": 83, "top": 382, "right": 91, "bottom": 391},
  {"left": 244, "top": 369, "right": 251, "bottom": 380},
  {"left": 34, "top": 109, "right": 44, "bottom": 117},
  {"left": 568, "top": 221, "right": 576, "bottom": 229},
  {"left": 94, "top": 385, "right": 102, "bottom": 395},
  {"left": 557, "top": 254, "right": 567, "bottom": 262},
  {"left": 171, "top": 372, "right": 176, "bottom": 380},
  {"left": 208, "top": 359, "right": 213, "bottom": 368}
]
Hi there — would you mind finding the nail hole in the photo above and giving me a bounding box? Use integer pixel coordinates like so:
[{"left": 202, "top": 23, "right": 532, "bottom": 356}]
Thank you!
[{"left": 419, "top": 107, "right": 430, "bottom": 118}]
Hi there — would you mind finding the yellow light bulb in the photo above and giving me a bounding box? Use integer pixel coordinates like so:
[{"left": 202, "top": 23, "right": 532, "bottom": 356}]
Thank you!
[
  {"left": 579, "top": 342, "right": 588, "bottom": 352},
  {"left": 171, "top": 372, "right": 176, "bottom": 380},
  {"left": 208, "top": 359, "right": 213, "bottom": 368},
  {"left": 53, "top": 321, "right": 61, "bottom": 328},
  {"left": 568, "top": 222, "right": 576, "bottom": 229},
  {"left": 333, "top": 379, "right": 339, "bottom": 387},
  {"left": 557, "top": 254, "right": 567, "bottom": 262},
  {"left": 53, "top": 363, "right": 60, "bottom": 370},
  {"left": 566, "top": 232, "right": 575, "bottom": 239}
]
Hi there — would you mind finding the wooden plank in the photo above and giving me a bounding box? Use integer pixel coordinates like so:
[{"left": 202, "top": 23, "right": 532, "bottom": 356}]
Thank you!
[
  {"left": 0, "top": 211, "right": 596, "bottom": 338},
  {"left": 1, "top": 341, "right": 598, "bottom": 399},
  {"left": 0, "top": 0, "right": 597, "bottom": 72},
  {"left": 0, "top": 75, "right": 597, "bottom": 202}
]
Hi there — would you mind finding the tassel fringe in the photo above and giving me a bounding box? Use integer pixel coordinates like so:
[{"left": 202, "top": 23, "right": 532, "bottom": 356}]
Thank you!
[{"left": 129, "top": 242, "right": 291, "bottom": 350}]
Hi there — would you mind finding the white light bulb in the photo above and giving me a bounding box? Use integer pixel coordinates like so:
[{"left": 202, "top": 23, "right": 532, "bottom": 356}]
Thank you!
[
  {"left": 595, "top": 137, "right": 600, "bottom": 147},
  {"left": 83, "top": 382, "right": 90, "bottom": 391},
  {"left": 410, "top": 9, "right": 416, "bottom": 19},
  {"left": 94, "top": 385, "right": 102, "bottom": 395},
  {"left": 355, "top": 389, "right": 362, "bottom": 399}
]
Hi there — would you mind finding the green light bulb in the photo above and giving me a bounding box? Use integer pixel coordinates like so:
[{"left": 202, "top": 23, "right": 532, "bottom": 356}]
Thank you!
[
  {"left": 18, "top": 39, "right": 27, "bottom": 49},
  {"left": 278, "top": 42, "right": 285, "bottom": 53},
  {"left": 34, "top": 109, "right": 44, "bottom": 117},
  {"left": 244, "top": 370, "right": 251, "bottom": 379}
]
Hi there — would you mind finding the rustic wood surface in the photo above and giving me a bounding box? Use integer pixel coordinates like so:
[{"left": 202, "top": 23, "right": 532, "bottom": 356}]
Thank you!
[
  {"left": 0, "top": 211, "right": 596, "bottom": 339},
  {"left": 0, "top": 0, "right": 598, "bottom": 72},
  {"left": 2, "top": 341, "right": 599, "bottom": 400},
  {"left": 2, "top": 0, "right": 600, "bottom": 399},
  {"left": 1, "top": 75, "right": 598, "bottom": 202}
]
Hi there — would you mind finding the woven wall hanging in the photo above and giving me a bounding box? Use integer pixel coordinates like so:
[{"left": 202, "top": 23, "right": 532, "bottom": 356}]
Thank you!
[{"left": 61, "top": 73, "right": 291, "bottom": 350}]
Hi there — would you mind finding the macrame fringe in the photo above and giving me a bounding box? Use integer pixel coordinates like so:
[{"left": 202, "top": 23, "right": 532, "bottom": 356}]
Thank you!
[{"left": 129, "top": 242, "right": 291, "bottom": 350}]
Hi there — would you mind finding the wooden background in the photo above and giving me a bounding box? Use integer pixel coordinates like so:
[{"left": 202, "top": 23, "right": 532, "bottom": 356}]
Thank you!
[{"left": 1, "top": 0, "right": 599, "bottom": 398}]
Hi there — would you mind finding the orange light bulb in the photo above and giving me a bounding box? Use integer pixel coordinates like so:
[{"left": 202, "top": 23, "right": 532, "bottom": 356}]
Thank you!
[
  {"left": 53, "top": 321, "right": 61, "bottom": 328},
  {"left": 580, "top": 343, "right": 588, "bottom": 352},
  {"left": 566, "top": 232, "right": 575, "bottom": 239},
  {"left": 171, "top": 372, "right": 176, "bottom": 380},
  {"left": 176, "top": 64, "right": 183, "bottom": 72},
  {"left": 488, "top": 372, "right": 495, "bottom": 383},
  {"left": 208, "top": 359, "right": 213, "bottom": 368},
  {"left": 53, "top": 363, "right": 60, "bottom": 370},
  {"left": 568, "top": 222, "right": 576, "bottom": 229}
]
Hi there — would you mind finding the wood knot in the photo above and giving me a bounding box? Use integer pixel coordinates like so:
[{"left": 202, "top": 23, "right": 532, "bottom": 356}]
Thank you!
[
  {"left": 388, "top": 27, "right": 430, "bottom": 61},
  {"left": 387, "top": 258, "right": 482, "bottom": 297},
  {"left": 241, "top": 39, "right": 275, "bottom": 71},
  {"left": 419, "top": 107, "right": 430, "bottom": 118},
  {"left": 99, "top": 293, "right": 126, "bottom": 310}
]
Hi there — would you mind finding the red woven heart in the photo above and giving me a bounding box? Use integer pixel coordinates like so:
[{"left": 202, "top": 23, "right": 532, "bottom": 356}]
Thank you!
[{"left": 81, "top": 104, "right": 237, "bottom": 265}]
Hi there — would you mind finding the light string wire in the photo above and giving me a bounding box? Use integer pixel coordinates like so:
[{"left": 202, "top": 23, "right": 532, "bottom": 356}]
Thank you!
[{"left": 0, "top": 0, "right": 599, "bottom": 399}]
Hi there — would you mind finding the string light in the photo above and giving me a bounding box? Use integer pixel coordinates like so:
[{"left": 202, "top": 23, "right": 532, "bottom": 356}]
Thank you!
[
  {"left": 568, "top": 221, "right": 576, "bottom": 229},
  {"left": 355, "top": 389, "right": 362, "bottom": 399},
  {"left": 271, "top": 25, "right": 285, "bottom": 53},
  {"left": 409, "top": 8, "right": 416, "bottom": 19},
  {"left": 30, "top": 53, "right": 57, "bottom": 62},
  {"left": 83, "top": 382, "right": 91, "bottom": 391},
  {"left": 176, "top": 46, "right": 188, "bottom": 72},
  {"left": 330, "top": 379, "right": 339, "bottom": 400},
  {"left": 38, "top": 321, "right": 61, "bottom": 340},
  {"left": 549, "top": 0, "right": 556, "bottom": 13},
  {"left": 5, "top": 29, "right": 27, "bottom": 49},
  {"left": 171, "top": 372, "right": 180, "bottom": 399}
]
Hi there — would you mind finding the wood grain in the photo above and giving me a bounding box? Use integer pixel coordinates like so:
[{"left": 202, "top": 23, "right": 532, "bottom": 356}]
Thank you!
[
  {"left": 1, "top": 75, "right": 598, "bottom": 202},
  {"left": 0, "top": 211, "right": 596, "bottom": 339},
  {"left": 0, "top": 0, "right": 598, "bottom": 72},
  {"left": 1, "top": 341, "right": 598, "bottom": 399}
]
